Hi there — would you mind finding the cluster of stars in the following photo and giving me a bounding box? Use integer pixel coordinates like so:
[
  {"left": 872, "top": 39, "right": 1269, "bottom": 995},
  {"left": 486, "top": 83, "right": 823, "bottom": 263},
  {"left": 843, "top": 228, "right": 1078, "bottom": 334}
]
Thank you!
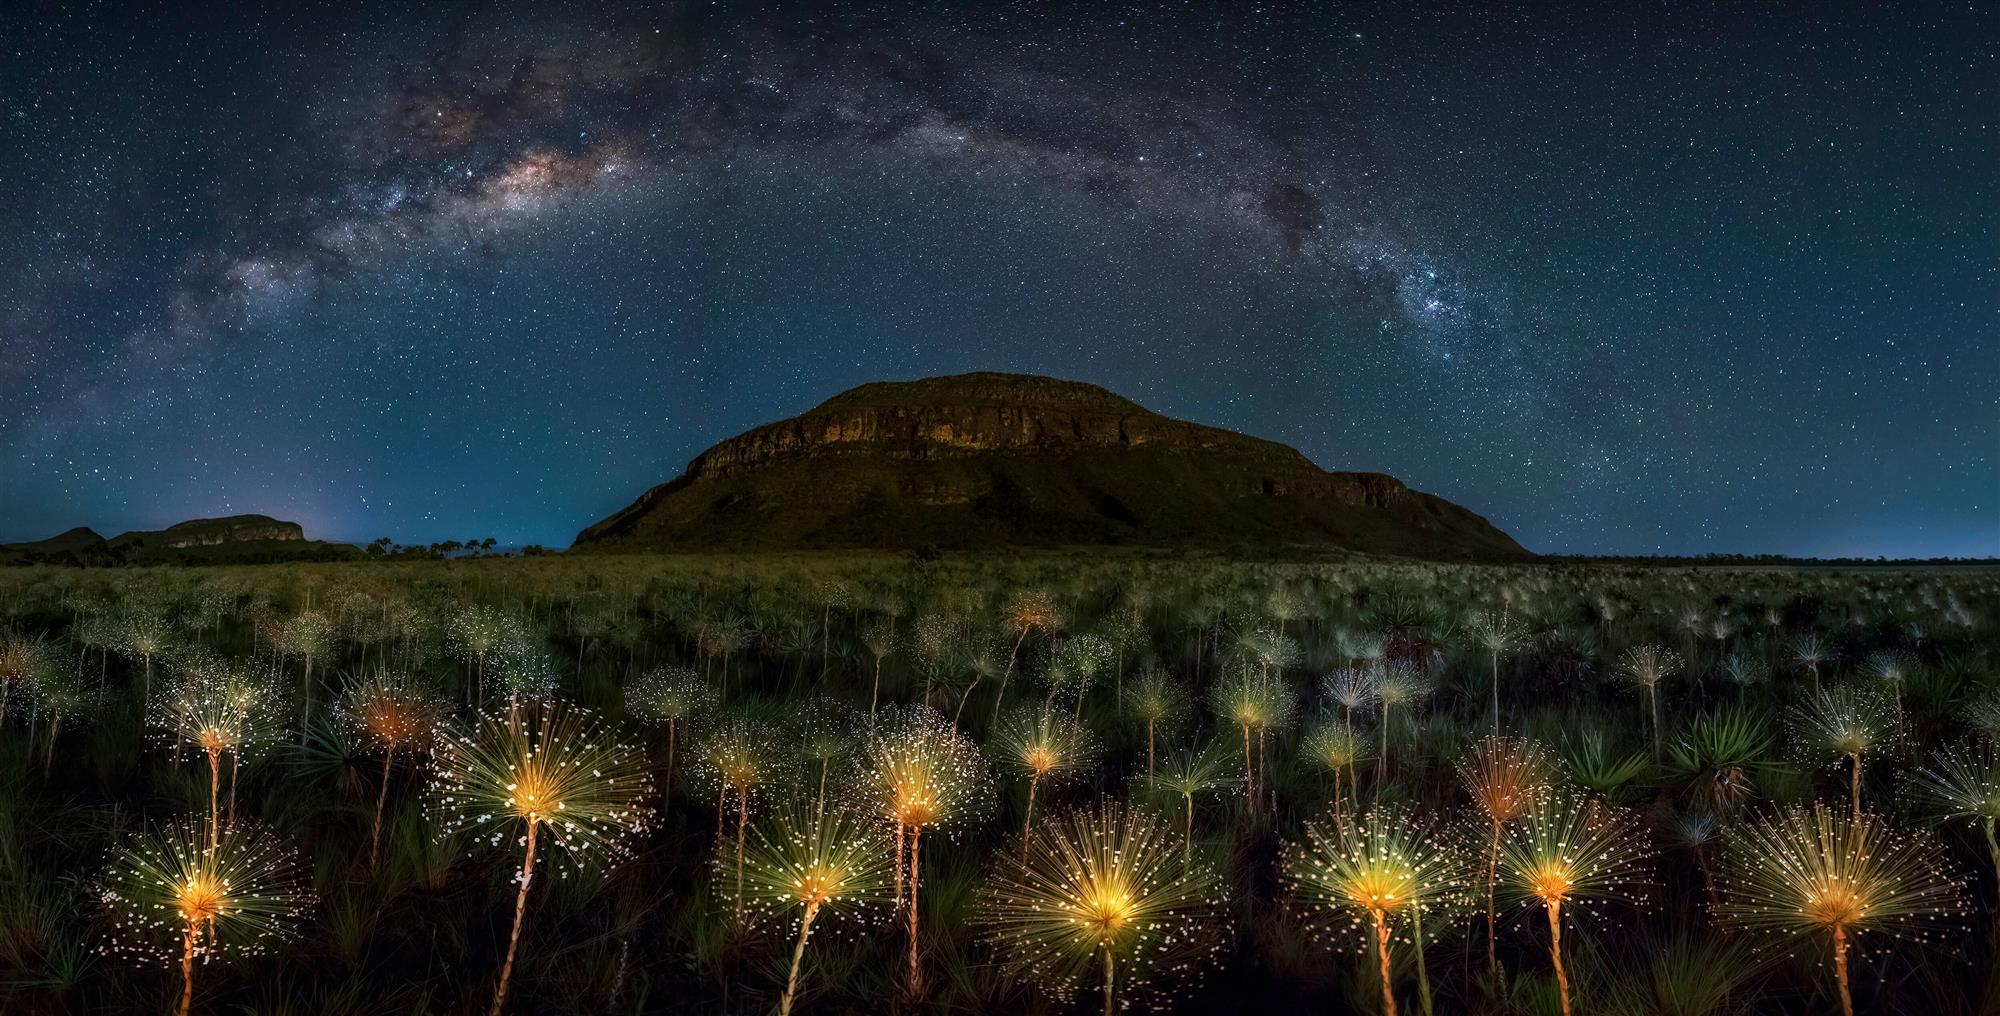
[{"left": 0, "top": 2, "right": 1990, "bottom": 556}]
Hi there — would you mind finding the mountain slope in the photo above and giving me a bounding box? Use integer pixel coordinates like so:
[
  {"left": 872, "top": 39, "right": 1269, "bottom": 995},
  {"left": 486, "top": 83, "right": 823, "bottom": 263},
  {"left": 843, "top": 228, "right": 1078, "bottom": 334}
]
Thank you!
[
  {"left": 575, "top": 373, "right": 1529, "bottom": 559},
  {"left": 0, "top": 527, "right": 107, "bottom": 556}
]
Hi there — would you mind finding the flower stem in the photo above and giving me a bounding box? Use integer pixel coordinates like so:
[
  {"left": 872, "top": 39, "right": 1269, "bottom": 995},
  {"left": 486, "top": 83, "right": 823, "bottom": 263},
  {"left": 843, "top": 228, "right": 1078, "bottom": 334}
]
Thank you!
[
  {"left": 905, "top": 826, "right": 925, "bottom": 996},
  {"left": 1832, "top": 922, "right": 1853, "bottom": 1016},
  {"left": 1546, "top": 900, "right": 1570, "bottom": 1016},
  {"left": 369, "top": 742, "right": 395, "bottom": 872},
  {"left": 1371, "top": 908, "right": 1398, "bottom": 1016},
  {"left": 1101, "top": 943, "right": 1116, "bottom": 1016},
  {"left": 779, "top": 901, "right": 821, "bottom": 1016},
  {"left": 489, "top": 821, "right": 539, "bottom": 1016},
  {"left": 175, "top": 923, "right": 198, "bottom": 1016}
]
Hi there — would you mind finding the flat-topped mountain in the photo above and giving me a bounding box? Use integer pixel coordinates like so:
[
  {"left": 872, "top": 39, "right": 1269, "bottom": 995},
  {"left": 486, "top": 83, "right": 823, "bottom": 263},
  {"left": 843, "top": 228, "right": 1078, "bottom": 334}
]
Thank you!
[
  {"left": 2, "top": 515, "right": 352, "bottom": 565},
  {"left": 575, "top": 372, "right": 1529, "bottom": 559},
  {"left": 106, "top": 514, "right": 304, "bottom": 549}
]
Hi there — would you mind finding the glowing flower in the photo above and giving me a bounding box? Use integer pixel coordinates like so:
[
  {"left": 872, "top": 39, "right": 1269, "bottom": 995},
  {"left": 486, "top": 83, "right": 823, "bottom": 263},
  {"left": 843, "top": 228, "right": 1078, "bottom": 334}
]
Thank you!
[
  {"left": 1787, "top": 685, "right": 1897, "bottom": 822},
  {"left": 1456, "top": 735, "right": 1554, "bottom": 975},
  {"left": 982, "top": 802, "right": 1228, "bottom": 1015},
  {"left": 426, "top": 700, "right": 655, "bottom": 1016},
  {"left": 993, "top": 705, "right": 1102, "bottom": 845},
  {"left": 1717, "top": 805, "right": 1970, "bottom": 1016},
  {"left": 1497, "top": 793, "right": 1654, "bottom": 1016},
  {"left": 338, "top": 669, "right": 446, "bottom": 871},
  {"left": 99, "top": 819, "right": 312, "bottom": 1016},
  {"left": 858, "top": 705, "right": 994, "bottom": 993},
  {"left": 1285, "top": 806, "right": 1470, "bottom": 1016},
  {"left": 740, "top": 799, "right": 895, "bottom": 1016}
]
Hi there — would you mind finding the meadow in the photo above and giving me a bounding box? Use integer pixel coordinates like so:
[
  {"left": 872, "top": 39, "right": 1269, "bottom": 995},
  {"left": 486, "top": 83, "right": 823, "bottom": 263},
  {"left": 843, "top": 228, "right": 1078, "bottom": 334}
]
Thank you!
[{"left": 0, "top": 552, "right": 1993, "bottom": 1015}]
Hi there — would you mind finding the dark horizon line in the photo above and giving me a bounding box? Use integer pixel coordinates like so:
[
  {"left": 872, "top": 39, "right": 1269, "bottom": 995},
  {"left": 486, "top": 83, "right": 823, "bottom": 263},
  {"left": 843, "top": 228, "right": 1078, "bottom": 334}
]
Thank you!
[{"left": 5, "top": 520, "right": 1996, "bottom": 567}]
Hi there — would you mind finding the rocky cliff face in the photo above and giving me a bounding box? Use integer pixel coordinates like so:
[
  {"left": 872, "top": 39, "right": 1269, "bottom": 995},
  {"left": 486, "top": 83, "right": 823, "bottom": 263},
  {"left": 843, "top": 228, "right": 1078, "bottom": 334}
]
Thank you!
[
  {"left": 690, "top": 375, "right": 1251, "bottom": 472},
  {"left": 576, "top": 372, "right": 1529, "bottom": 560},
  {"left": 110, "top": 515, "right": 306, "bottom": 549},
  {"left": 630, "top": 375, "right": 1450, "bottom": 509}
]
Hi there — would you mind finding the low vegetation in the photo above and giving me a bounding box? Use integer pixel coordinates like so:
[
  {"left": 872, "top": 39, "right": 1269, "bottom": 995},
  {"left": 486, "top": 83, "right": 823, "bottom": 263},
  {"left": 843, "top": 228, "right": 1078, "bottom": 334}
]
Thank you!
[{"left": 0, "top": 552, "right": 1993, "bottom": 1013}]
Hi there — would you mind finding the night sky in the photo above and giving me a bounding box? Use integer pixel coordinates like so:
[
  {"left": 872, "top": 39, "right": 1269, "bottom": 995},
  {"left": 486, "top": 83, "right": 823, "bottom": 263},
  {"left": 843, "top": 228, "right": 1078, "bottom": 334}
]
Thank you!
[{"left": 2, "top": 2, "right": 1993, "bottom": 556}]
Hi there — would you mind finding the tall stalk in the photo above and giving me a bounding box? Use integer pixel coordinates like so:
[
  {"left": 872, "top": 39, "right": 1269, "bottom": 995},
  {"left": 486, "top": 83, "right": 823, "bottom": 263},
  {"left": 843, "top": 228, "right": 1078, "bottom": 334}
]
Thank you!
[
  {"left": 1847, "top": 751, "right": 1863, "bottom": 823},
  {"left": 1370, "top": 909, "right": 1398, "bottom": 1016},
  {"left": 1100, "top": 944, "right": 1116, "bottom": 1016},
  {"left": 204, "top": 747, "right": 222, "bottom": 850},
  {"left": 662, "top": 719, "right": 679, "bottom": 818},
  {"left": 1830, "top": 922, "right": 1852, "bottom": 1016},
  {"left": 1543, "top": 900, "right": 1571, "bottom": 1016},
  {"left": 175, "top": 924, "right": 198, "bottom": 1016},
  {"left": 779, "top": 900, "right": 822, "bottom": 1016},
  {"left": 369, "top": 744, "right": 394, "bottom": 871},
  {"left": 870, "top": 655, "right": 884, "bottom": 718},
  {"left": 489, "top": 822, "right": 539, "bottom": 1016},
  {"left": 1410, "top": 899, "right": 1434, "bottom": 1016},
  {"left": 734, "top": 789, "right": 751, "bottom": 923},
  {"left": 1484, "top": 823, "right": 1502, "bottom": 974},
  {"left": 905, "top": 826, "right": 925, "bottom": 995},
  {"left": 989, "top": 628, "right": 1030, "bottom": 729},
  {"left": 1241, "top": 723, "right": 1257, "bottom": 809}
]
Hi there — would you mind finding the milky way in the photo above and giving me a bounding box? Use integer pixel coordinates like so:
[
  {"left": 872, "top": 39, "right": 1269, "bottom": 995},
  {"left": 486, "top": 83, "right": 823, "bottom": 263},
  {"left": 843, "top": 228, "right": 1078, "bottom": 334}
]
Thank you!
[{"left": 1, "top": 2, "right": 1993, "bottom": 555}]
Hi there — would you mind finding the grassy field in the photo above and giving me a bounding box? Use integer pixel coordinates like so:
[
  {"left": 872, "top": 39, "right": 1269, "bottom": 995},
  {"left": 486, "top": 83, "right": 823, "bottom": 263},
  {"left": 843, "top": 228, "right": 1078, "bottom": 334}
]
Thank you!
[{"left": 0, "top": 553, "right": 1994, "bottom": 1014}]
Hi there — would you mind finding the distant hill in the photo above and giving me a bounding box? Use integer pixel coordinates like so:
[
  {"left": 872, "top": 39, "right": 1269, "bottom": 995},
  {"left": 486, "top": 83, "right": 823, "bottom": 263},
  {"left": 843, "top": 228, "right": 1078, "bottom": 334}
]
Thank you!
[
  {"left": 575, "top": 372, "right": 1529, "bottom": 560},
  {"left": 2, "top": 515, "right": 359, "bottom": 566},
  {"left": 107, "top": 514, "right": 306, "bottom": 550},
  {"left": 3, "top": 527, "right": 107, "bottom": 556}
]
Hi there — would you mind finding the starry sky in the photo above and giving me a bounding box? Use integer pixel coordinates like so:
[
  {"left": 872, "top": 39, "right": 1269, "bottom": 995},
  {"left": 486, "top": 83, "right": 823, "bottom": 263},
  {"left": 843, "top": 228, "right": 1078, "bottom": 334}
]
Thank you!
[{"left": 2, "top": 1, "right": 1994, "bottom": 556}]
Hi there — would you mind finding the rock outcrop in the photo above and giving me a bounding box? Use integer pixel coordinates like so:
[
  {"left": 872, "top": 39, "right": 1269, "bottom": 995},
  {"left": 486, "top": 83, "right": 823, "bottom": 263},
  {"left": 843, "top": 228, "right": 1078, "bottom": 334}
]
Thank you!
[
  {"left": 576, "top": 372, "right": 1529, "bottom": 560},
  {"left": 3, "top": 515, "right": 338, "bottom": 565},
  {"left": 108, "top": 515, "right": 305, "bottom": 549}
]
